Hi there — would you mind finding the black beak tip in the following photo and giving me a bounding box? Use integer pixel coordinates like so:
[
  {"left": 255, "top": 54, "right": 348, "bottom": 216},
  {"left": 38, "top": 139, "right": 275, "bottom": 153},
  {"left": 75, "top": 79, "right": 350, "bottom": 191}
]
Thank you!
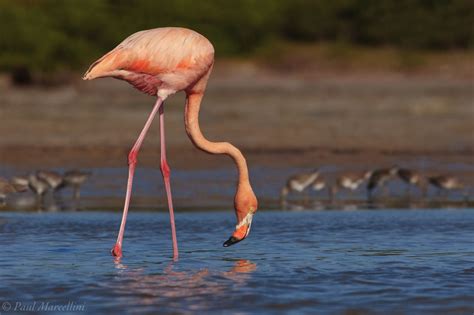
[{"left": 223, "top": 236, "right": 242, "bottom": 247}]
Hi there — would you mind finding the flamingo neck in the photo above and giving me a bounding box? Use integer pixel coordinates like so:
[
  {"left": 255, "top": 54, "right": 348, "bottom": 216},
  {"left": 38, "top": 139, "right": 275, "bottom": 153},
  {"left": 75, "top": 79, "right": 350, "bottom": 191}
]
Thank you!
[{"left": 184, "top": 93, "right": 251, "bottom": 189}]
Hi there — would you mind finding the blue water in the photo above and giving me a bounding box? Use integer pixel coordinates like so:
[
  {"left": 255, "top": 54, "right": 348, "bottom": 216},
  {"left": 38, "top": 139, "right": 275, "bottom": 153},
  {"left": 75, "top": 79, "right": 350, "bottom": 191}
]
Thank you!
[{"left": 1, "top": 209, "right": 473, "bottom": 314}]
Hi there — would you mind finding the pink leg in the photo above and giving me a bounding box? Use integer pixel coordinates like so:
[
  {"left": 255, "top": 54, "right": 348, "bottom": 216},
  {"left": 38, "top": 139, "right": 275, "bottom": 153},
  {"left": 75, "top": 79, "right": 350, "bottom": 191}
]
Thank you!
[
  {"left": 112, "top": 97, "right": 163, "bottom": 257},
  {"left": 159, "top": 105, "right": 179, "bottom": 261}
]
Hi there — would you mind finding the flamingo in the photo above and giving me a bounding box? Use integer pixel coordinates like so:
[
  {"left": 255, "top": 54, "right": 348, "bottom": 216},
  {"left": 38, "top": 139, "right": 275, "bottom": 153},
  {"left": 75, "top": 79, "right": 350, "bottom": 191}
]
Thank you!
[{"left": 83, "top": 27, "right": 258, "bottom": 260}]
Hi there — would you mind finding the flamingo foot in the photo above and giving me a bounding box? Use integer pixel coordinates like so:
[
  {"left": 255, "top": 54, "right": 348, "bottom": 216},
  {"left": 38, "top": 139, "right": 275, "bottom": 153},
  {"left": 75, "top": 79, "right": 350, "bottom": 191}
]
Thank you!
[{"left": 111, "top": 244, "right": 122, "bottom": 257}]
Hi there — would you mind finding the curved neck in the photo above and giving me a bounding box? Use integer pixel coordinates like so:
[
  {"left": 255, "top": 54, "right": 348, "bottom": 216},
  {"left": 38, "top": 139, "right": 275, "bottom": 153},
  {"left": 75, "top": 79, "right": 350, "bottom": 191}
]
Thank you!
[{"left": 184, "top": 93, "right": 250, "bottom": 188}]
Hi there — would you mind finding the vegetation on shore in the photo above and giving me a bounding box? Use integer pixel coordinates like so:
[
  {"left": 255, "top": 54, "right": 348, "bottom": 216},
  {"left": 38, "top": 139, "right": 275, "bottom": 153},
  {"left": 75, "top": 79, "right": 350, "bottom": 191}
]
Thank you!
[{"left": 0, "top": 0, "right": 472, "bottom": 82}]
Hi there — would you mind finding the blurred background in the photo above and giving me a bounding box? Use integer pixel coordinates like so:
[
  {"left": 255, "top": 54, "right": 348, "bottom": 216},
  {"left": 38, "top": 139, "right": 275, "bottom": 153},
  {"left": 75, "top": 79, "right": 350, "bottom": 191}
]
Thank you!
[{"left": 0, "top": 0, "right": 473, "bottom": 210}]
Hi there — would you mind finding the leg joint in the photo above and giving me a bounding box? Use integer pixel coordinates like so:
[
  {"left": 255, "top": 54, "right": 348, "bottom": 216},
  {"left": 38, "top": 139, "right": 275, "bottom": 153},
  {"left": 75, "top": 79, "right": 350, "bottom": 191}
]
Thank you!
[
  {"left": 160, "top": 160, "right": 171, "bottom": 178},
  {"left": 128, "top": 149, "right": 138, "bottom": 166}
]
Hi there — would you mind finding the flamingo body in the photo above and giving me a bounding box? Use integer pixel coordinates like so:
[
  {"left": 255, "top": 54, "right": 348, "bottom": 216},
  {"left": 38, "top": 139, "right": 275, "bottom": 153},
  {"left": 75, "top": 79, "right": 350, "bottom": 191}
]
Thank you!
[
  {"left": 83, "top": 27, "right": 257, "bottom": 259},
  {"left": 84, "top": 27, "right": 214, "bottom": 98}
]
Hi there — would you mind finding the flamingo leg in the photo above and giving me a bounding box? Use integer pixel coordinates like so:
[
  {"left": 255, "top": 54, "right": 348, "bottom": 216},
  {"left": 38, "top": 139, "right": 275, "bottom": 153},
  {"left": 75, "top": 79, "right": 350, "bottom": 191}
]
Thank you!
[
  {"left": 159, "top": 104, "right": 179, "bottom": 261},
  {"left": 112, "top": 97, "right": 163, "bottom": 257}
]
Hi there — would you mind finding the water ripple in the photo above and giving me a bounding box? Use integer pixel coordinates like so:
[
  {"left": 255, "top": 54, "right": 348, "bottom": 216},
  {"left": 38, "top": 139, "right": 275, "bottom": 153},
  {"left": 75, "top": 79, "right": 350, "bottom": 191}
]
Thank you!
[{"left": 0, "top": 209, "right": 473, "bottom": 314}]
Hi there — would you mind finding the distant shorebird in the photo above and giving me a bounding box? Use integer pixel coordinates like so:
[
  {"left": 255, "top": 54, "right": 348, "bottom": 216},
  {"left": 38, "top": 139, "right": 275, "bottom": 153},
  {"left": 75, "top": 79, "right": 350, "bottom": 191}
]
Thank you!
[
  {"left": 367, "top": 167, "right": 398, "bottom": 199},
  {"left": 63, "top": 170, "right": 91, "bottom": 200},
  {"left": 428, "top": 175, "right": 464, "bottom": 196},
  {"left": 312, "top": 177, "right": 326, "bottom": 192},
  {"left": 333, "top": 171, "right": 371, "bottom": 198},
  {"left": 10, "top": 175, "right": 30, "bottom": 193},
  {"left": 37, "top": 170, "right": 64, "bottom": 192},
  {"left": 311, "top": 177, "right": 332, "bottom": 199},
  {"left": 281, "top": 170, "right": 320, "bottom": 200},
  {"left": 397, "top": 168, "right": 426, "bottom": 196},
  {"left": 28, "top": 174, "right": 49, "bottom": 205},
  {"left": 0, "top": 177, "right": 16, "bottom": 203}
]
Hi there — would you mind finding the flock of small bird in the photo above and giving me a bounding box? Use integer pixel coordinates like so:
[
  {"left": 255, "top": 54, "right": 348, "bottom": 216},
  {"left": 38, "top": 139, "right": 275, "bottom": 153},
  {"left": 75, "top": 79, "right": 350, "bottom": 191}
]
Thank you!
[
  {"left": 0, "top": 165, "right": 466, "bottom": 210},
  {"left": 0, "top": 170, "right": 91, "bottom": 209},
  {"left": 281, "top": 167, "right": 467, "bottom": 202}
]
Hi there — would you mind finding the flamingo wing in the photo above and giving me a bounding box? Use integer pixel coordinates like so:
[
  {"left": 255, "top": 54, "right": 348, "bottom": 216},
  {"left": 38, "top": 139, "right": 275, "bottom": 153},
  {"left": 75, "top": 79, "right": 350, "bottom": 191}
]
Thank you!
[{"left": 83, "top": 28, "right": 214, "bottom": 96}]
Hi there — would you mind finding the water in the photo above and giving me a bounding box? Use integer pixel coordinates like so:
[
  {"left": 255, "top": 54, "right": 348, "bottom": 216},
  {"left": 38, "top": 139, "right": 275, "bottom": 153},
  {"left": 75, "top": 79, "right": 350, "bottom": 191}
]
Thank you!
[{"left": 1, "top": 209, "right": 473, "bottom": 314}]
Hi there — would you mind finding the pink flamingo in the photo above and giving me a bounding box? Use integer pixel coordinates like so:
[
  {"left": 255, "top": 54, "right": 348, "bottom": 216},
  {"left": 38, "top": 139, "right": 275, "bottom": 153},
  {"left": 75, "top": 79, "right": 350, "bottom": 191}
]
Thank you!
[{"left": 83, "top": 27, "right": 258, "bottom": 260}]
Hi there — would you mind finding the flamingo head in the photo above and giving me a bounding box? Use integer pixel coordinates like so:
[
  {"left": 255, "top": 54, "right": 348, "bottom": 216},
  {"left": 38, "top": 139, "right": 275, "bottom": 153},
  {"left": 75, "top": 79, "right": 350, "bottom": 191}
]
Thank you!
[{"left": 223, "top": 186, "right": 258, "bottom": 247}]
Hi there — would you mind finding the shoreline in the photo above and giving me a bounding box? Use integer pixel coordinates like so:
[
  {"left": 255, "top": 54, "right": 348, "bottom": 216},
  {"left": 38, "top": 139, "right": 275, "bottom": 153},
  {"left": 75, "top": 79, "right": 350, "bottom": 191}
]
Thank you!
[{"left": 1, "top": 64, "right": 472, "bottom": 185}]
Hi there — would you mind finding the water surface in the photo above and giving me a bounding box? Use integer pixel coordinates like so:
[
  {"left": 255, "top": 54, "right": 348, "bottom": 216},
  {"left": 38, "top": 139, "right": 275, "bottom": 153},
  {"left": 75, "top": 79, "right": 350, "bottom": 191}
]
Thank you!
[{"left": 1, "top": 209, "right": 473, "bottom": 314}]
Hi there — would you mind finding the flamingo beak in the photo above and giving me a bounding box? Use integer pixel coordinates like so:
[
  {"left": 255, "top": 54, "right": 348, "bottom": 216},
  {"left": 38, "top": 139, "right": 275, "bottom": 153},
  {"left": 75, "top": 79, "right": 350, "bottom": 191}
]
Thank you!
[{"left": 223, "top": 214, "right": 253, "bottom": 247}]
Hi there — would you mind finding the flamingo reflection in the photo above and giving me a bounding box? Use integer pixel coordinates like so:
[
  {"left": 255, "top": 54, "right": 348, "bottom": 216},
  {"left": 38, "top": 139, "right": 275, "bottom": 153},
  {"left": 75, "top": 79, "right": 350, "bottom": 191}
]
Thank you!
[{"left": 109, "top": 258, "right": 257, "bottom": 306}]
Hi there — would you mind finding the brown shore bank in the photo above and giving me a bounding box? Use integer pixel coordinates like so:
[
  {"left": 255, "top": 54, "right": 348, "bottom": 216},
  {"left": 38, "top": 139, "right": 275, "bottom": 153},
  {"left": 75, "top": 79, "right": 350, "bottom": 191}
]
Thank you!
[{"left": 0, "top": 61, "right": 472, "bottom": 181}]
